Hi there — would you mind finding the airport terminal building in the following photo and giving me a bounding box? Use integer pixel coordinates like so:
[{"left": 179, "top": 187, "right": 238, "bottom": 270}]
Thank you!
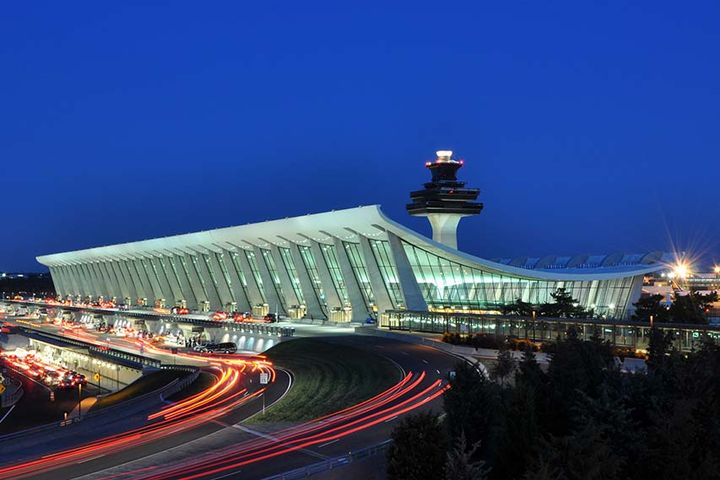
[{"left": 36, "top": 152, "right": 669, "bottom": 322}]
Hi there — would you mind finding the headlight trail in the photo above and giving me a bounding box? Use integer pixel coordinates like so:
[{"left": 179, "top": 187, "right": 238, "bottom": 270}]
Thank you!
[{"left": 0, "top": 334, "right": 273, "bottom": 480}]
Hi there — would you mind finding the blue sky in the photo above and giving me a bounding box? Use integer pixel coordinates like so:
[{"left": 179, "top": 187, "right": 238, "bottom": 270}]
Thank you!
[{"left": 1, "top": 1, "right": 719, "bottom": 271}]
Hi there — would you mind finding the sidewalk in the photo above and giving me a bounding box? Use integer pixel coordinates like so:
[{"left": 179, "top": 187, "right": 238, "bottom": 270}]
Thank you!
[{"left": 68, "top": 396, "right": 97, "bottom": 419}]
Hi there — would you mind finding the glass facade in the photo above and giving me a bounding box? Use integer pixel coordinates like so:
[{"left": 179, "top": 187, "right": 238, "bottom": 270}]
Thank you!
[
  {"left": 279, "top": 247, "right": 305, "bottom": 305},
  {"left": 244, "top": 250, "right": 267, "bottom": 303},
  {"left": 298, "top": 245, "right": 327, "bottom": 310},
  {"left": 200, "top": 254, "right": 223, "bottom": 304},
  {"left": 260, "top": 249, "right": 287, "bottom": 309},
  {"left": 402, "top": 241, "right": 636, "bottom": 317},
  {"left": 369, "top": 240, "right": 404, "bottom": 308},
  {"left": 229, "top": 252, "right": 249, "bottom": 289},
  {"left": 320, "top": 244, "right": 350, "bottom": 306},
  {"left": 343, "top": 242, "right": 374, "bottom": 311},
  {"left": 45, "top": 229, "right": 645, "bottom": 323},
  {"left": 188, "top": 255, "right": 210, "bottom": 301}
]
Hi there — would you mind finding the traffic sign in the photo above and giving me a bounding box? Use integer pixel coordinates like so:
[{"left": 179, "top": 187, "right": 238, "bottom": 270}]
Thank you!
[
  {"left": 0, "top": 384, "right": 6, "bottom": 395},
  {"left": 259, "top": 372, "right": 269, "bottom": 385},
  {"left": 94, "top": 372, "right": 101, "bottom": 382}
]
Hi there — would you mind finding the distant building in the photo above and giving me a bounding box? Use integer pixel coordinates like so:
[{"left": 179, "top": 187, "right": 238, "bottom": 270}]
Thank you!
[{"left": 36, "top": 151, "right": 670, "bottom": 321}]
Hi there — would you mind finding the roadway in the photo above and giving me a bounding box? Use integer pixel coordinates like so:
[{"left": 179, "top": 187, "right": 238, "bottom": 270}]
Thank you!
[
  {"left": 1, "top": 313, "right": 461, "bottom": 480},
  {"left": 65, "top": 337, "right": 458, "bottom": 480}
]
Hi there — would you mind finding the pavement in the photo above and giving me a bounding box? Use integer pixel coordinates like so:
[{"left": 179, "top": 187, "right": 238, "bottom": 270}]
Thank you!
[
  {"left": 2, "top": 313, "right": 462, "bottom": 479},
  {"left": 56, "top": 336, "right": 460, "bottom": 480}
]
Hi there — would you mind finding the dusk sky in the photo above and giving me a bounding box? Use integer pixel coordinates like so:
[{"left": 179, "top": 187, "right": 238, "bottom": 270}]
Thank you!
[{"left": 2, "top": 1, "right": 719, "bottom": 272}]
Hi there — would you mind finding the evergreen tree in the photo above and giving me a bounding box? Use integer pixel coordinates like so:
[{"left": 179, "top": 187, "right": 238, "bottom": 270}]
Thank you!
[
  {"left": 632, "top": 294, "right": 670, "bottom": 322},
  {"left": 541, "top": 288, "right": 588, "bottom": 318},
  {"left": 444, "top": 361, "right": 499, "bottom": 455},
  {"left": 669, "top": 290, "right": 718, "bottom": 324},
  {"left": 387, "top": 411, "right": 448, "bottom": 480},
  {"left": 445, "top": 432, "right": 489, "bottom": 480},
  {"left": 492, "top": 347, "right": 516, "bottom": 386}
]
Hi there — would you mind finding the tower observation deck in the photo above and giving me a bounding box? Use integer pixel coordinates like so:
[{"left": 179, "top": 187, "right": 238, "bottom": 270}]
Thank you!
[{"left": 406, "top": 150, "right": 483, "bottom": 249}]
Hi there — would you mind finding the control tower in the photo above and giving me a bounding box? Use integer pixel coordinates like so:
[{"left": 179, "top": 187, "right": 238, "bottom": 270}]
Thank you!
[{"left": 406, "top": 150, "right": 483, "bottom": 249}]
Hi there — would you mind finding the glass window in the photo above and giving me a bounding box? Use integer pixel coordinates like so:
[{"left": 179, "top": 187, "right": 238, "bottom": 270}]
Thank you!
[
  {"left": 401, "top": 240, "right": 636, "bottom": 317},
  {"left": 343, "top": 242, "right": 374, "bottom": 311},
  {"left": 368, "top": 240, "right": 404, "bottom": 308},
  {"left": 319, "top": 244, "right": 350, "bottom": 306},
  {"left": 244, "top": 250, "right": 267, "bottom": 303},
  {"left": 279, "top": 247, "right": 305, "bottom": 305},
  {"left": 298, "top": 245, "right": 327, "bottom": 309},
  {"left": 260, "top": 249, "right": 286, "bottom": 309}
]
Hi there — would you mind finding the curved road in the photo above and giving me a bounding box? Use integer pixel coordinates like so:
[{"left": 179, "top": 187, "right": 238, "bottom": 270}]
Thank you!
[{"left": 1, "top": 325, "right": 460, "bottom": 480}]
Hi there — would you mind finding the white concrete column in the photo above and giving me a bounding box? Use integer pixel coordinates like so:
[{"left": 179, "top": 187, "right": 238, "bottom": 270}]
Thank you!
[
  {"left": 70, "top": 264, "right": 92, "bottom": 297},
  {"left": 289, "top": 244, "right": 326, "bottom": 319},
  {"left": 205, "top": 253, "right": 235, "bottom": 309},
  {"left": 109, "top": 260, "right": 133, "bottom": 301},
  {"left": 252, "top": 246, "right": 286, "bottom": 315},
  {"left": 133, "top": 259, "right": 157, "bottom": 304},
  {"left": 137, "top": 258, "right": 163, "bottom": 303},
  {"left": 166, "top": 255, "right": 198, "bottom": 308},
  {"left": 57, "top": 265, "right": 77, "bottom": 296},
  {"left": 387, "top": 233, "right": 428, "bottom": 311},
  {"left": 154, "top": 255, "right": 184, "bottom": 305},
  {"left": 118, "top": 259, "right": 142, "bottom": 302},
  {"left": 145, "top": 256, "right": 173, "bottom": 306},
  {"left": 105, "top": 259, "right": 130, "bottom": 303},
  {"left": 333, "top": 238, "right": 370, "bottom": 322},
  {"left": 357, "top": 236, "right": 394, "bottom": 312},
  {"left": 76, "top": 264, "right": 97, "bottom": 298},
  {"left": 182, "top": 254, "right": 208, "bottom": 307},
  {"left": 98, "top": 261, "right": 124, "bottom": 300},
  {"left": 48, "top": 267, "right": 65, "bottom": 297},
  {"left": 87, "top": 263, "right": 109, "bottom": 298},
  {"left": 191, "top": 252, "right": 224, "bottom": 310}
]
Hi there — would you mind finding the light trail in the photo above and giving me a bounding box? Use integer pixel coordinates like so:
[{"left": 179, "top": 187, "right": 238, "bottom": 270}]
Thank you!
[
  {"left": 0, "top": 317, "right": 447, "bottom": 480},
  {"left": 0, "top": 331, "right": 274, "bottom": 480},
  {"left": 115, "top": 373, "right": 447, "bottom": 480}
]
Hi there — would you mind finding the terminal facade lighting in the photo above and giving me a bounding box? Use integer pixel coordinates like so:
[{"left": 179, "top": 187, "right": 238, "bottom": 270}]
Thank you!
[{"left": 36, "top": 151, "right": 671, "bottom": 322}]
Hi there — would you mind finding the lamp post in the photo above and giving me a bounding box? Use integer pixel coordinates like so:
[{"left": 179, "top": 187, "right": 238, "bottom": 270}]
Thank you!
[{"left": 77, "top": 383, "right": 83, "bottom": 419}]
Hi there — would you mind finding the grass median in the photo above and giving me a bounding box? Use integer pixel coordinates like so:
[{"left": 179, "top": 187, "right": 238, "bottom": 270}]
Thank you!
[{"left": 254, "top": 337, "right": 401, "bottom": 423}]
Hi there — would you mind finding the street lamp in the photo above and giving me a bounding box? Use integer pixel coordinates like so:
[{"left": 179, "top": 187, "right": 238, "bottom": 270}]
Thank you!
[{"left": 77, "top": 383, "right": 83, "bottom": 419}]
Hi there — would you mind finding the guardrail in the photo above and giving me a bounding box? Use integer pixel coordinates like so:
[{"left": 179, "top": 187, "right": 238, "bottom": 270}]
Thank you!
[{"left": 261, "top": 439, "right": 393, "bottom": 480}]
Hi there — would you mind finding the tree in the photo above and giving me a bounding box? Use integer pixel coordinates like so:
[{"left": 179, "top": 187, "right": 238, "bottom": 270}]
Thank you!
[
  {"left": 646, "top": 327, "right": 674, "bottom": 372},
  {"left": 445, "top": 432, "right": 489, "bottom": 480},
  {"left": 669, "top": 290, "right": 718, "bottom": 324},
  {"left": 632, "top": 294, "right": 670, "bottom": 323},
  {"left": 387, "top": 411, "right": 448, "bottom": 480},
  {"left": 516, "top": 345, "right": 544, "bottom": 391},
  {"left": 541, "top": 288, "right": 588, "bottom": 318},
  {"left": 444, "top": 361, "right": 499, "bottom": 454},
  {"left": 501, "top": 298, "right": 535, "bottom": 317},
  {"left": 492, "top": 347, "right": 516, "bottom": 386}
]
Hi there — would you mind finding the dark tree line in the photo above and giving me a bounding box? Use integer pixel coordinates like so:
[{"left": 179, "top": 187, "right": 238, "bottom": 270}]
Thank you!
[
  {"left": 0, "top": 273, "right": 54, "bottom": 296},
  {"left": 632, "top": 291, "right": 718, "bottom": 324},
  {"left": 500, "top": 288, "right": 592, "bottom": 319},
  {"left": 389, "top": 332, "right": 720, "bottom": 480}
]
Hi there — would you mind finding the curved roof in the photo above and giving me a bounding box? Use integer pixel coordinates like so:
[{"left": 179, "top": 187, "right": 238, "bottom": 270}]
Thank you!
[{"left": 37, "top": 205, "right": 668, "bottom": 281}]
